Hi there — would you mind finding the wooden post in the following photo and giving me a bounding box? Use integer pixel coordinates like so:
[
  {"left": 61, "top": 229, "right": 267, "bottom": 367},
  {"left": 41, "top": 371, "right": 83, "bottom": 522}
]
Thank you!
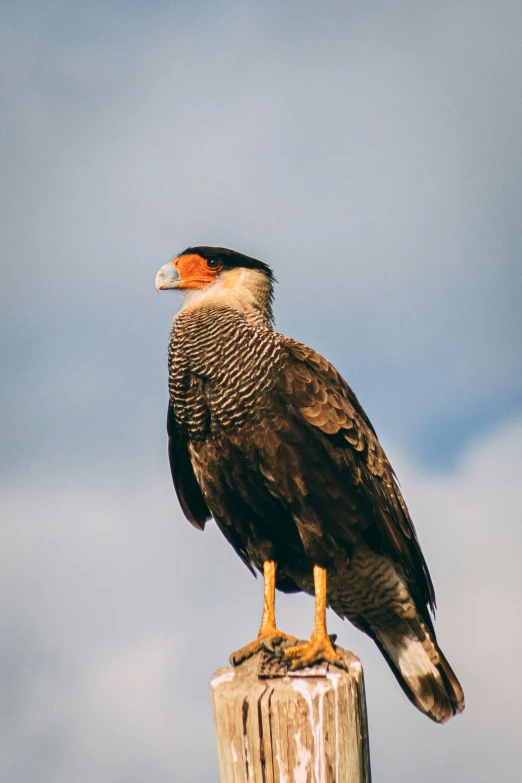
[{"left": 211, "top": 643, "right": 371, "bottom": 783}]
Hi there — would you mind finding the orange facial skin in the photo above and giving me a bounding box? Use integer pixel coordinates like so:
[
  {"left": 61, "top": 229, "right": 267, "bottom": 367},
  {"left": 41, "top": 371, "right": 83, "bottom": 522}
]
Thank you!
[{"left": 173, "top": 254, "right": 222, "bottom": 289}]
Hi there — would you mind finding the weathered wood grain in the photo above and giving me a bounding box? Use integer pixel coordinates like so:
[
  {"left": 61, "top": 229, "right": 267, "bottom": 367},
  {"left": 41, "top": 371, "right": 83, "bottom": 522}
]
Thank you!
[{"left": 211, "top": 645, "right": 371, "bottom": 783}]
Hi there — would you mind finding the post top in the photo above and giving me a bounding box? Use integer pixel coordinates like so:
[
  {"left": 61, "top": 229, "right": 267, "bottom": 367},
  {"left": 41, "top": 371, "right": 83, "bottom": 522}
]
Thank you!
[{"left": 211, "top": 642, "right": 363, "bottom": 691}]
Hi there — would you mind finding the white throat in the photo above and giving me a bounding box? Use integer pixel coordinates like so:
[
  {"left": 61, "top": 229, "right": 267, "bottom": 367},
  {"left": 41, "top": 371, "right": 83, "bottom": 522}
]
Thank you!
[{"left": 179, "top": 267, "right": 272, "bottom": 323}]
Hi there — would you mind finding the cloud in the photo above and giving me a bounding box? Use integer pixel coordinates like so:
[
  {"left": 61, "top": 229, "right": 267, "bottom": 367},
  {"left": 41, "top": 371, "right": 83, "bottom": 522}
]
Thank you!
[{"left": 1, "top": 417, "right": 521, "bottom": 782}]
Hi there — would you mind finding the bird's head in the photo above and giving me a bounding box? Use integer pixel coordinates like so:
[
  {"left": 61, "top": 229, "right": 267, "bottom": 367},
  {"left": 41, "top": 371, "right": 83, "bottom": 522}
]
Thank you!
[{"left": 155, "top": 246, "right": 275, "bottom": 323}]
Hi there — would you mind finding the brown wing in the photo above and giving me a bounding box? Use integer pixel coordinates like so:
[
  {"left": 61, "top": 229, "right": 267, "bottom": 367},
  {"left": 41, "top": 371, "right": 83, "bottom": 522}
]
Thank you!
[
  {"left": 279, "top": 337, "right": 436, "bottom": 616},
  {"left": 167, "top": 405, "right": 211, "bottom": 530}
]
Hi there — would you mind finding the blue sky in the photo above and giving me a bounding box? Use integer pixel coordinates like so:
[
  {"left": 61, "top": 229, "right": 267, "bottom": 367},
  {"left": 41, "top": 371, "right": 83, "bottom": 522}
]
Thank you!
[{"left": 1, "top": 1, "right": 521, "bottom": 781}]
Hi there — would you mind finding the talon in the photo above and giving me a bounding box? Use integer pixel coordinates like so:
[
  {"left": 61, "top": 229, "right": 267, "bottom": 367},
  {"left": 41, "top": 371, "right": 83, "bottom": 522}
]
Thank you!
[
  {"left": 230, "top": 629, "right": 296, "bottom": 667},
  {"left": 231, "top": 561, "right": 297, "bottom": 667},
  {"left": 283, "top": 634, "right": 347, "bottom": 671}
]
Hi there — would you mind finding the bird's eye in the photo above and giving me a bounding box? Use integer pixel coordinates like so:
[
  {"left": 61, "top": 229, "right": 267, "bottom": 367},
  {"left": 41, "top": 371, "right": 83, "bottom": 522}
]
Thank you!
[{"left": 206, "top": 259, "right": 222, "bottom": 270}]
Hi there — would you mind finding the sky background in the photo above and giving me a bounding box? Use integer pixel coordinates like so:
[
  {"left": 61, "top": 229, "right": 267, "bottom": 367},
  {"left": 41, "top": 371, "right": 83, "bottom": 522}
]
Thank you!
[{"left": 1, "top": 1, "right": 521, "bottom": 781}]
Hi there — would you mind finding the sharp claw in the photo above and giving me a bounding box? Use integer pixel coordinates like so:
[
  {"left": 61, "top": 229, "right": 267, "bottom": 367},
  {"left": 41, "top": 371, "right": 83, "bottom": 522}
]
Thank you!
[
  {"left": 280, "top": 634, "right": 347, "bottom": 672},
  {"left": 329, "top": 634, "right": 337, "bottom": 644},
  {"left": 230, "top": 630, "right": 295, "bottom": 667}
]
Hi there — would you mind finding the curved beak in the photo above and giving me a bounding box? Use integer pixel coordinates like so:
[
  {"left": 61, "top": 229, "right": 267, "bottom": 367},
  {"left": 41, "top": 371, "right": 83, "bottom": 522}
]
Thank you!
[{"left": 155, "top": 262, "right": 181, "bottom": 292}]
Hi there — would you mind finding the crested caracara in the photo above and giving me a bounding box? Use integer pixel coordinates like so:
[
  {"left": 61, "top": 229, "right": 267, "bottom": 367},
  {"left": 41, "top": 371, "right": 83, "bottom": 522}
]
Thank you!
[{"left": 156, "top": 246, "right": 464, "bottom": 723}]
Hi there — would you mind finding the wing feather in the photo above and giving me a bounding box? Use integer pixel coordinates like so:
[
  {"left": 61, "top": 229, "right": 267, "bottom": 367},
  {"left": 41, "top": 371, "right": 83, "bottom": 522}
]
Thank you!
[
  {"left": 280, "top": 337, "right": 436, "bottom": 617},
  {"left": 167, "top": 406, "right": 211, "bottom": 530}
]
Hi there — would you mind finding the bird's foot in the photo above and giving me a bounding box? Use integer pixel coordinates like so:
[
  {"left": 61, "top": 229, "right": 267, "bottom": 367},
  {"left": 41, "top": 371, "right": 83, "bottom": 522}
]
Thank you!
[
  {"left": 230, "top": 628, "right": 296, "bottom": 667},
  {"left": 284, "top": 632, "right": 348, "bottom": 671}
]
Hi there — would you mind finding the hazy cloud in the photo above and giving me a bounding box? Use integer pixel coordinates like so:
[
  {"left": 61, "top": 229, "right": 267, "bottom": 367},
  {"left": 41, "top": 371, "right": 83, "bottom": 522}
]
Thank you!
[{"left": 1, "top": 419, "right": 521, "bottom": 782}]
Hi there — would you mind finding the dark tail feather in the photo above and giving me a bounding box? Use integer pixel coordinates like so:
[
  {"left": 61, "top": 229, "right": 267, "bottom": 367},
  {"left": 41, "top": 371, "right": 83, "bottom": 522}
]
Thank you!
[{"left": 372, "top": 618, "right": 465, "bottom": 723}]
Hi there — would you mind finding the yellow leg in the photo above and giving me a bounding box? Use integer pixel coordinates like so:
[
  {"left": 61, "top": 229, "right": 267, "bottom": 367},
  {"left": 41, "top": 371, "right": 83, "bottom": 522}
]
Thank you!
[
  {"left": 284, "top": 565, "right": 347, "bottom": 670},
  {"left": 230, "top": 561, "right": 295, "bottom": 667}
]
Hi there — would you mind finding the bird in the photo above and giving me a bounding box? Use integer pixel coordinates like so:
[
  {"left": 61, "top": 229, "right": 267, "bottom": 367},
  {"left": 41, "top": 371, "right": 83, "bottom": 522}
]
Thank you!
[{"left": 156, "top": 245, "right": 465, "bottom": 723}]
